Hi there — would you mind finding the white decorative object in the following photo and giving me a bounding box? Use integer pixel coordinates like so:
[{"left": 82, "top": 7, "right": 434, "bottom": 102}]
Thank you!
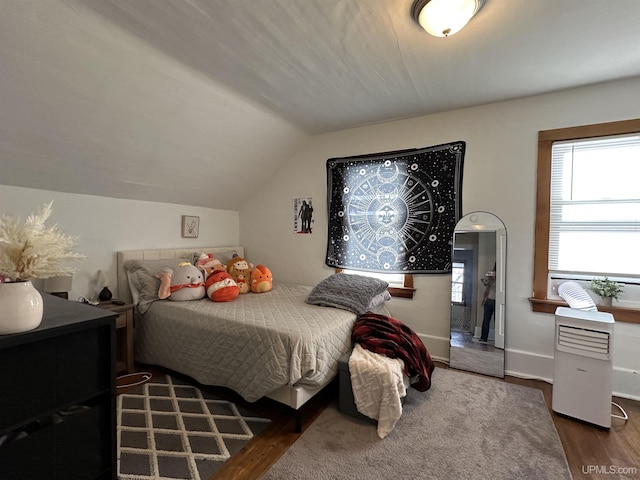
[
  {"left": 0, "top": 281, "right": 44, "bottom": 334},
  {"left": 599, "top": 296, "right": 613, "bottom": 307},
  {"left": 0, "top": 201, "right": 84, "bottom": 335},
  {"left": 0, "top": 201, "right": 84, "bottom": 281}
]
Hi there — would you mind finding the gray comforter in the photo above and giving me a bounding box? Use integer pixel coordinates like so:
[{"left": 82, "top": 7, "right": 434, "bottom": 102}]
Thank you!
[{"left": 134, "top": 283, "right": 357, "bottom": 402}]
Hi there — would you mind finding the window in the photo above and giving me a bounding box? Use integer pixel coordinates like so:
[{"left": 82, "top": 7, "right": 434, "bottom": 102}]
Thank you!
[
  {"left": 341, "top": 269, "right": 404, "bottom": 286},
  {"left": 451, "top": 261, "right": 465, "bottom": 304},
  {"left": 531, "top": 118, "right": 640, "bottom": 324},
  {"left": 549, "top": 135, "right": 640, "bottom": 278}
]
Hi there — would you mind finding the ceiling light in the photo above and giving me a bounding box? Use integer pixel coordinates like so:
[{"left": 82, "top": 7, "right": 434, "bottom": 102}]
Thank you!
[{"left": 412, "top": 0, "right": 485, "bottom": 37}]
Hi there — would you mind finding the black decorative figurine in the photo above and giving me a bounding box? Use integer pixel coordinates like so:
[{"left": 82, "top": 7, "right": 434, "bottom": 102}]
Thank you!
[{"left": 99, "top": 286, "right": 113, "bottom": 301}]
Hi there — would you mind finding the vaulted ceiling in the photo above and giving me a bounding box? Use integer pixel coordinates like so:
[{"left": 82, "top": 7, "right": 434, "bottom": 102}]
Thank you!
[{"left": 2, "top": 0, "right": 640, "bottom": 209}]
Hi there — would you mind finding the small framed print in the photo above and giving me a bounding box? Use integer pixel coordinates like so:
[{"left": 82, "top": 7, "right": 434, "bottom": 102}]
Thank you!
[
  {"left": 181, "top": 215, "right": 200, "bottom": 238},
  {"left": 294, "top": 197, "right": 314, "bottom": 234}
]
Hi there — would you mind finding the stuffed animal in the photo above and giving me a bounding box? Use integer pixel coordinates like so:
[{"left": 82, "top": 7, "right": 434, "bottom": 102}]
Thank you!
[
  {"left": 226, "top": 255, "right": 253, "bottom": 294},
  {"left": 157, "top": 262, "right": 206, "bottom": 301},
  {"left": 195, "top": 253, "right": 225, "bottom": 279},
  {"left": 195, "top": 252, "right": 215, "bottom": 268},
  {"left": 205, "top": 269, "right": 240, "bottom": 302},
  {"left": 251, "top": 264, "right": 273, "bottom": 293}
]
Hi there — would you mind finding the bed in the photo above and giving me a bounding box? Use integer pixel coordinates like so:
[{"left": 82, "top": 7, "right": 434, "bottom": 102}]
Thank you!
[{"left": 116, "top": 246, "right": 390, "bottom": 428}]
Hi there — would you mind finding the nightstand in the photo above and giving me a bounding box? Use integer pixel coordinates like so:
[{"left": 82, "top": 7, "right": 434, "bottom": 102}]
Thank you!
[{"left": 97, "top": 300, "right": 135, "bottom": 374}]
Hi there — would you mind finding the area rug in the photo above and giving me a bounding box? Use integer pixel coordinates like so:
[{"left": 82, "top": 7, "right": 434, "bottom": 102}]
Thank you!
[
  {"left": 117, "top": 375, "right": 271, "bottom": 480},
  {"left": 262, "top": 367, "right": 571, "bottom": 480}
]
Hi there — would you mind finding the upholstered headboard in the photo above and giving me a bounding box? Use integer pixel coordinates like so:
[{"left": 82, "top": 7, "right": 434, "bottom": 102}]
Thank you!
[{"left": 117, "top": 246, "right": 244, "bottom": 304}]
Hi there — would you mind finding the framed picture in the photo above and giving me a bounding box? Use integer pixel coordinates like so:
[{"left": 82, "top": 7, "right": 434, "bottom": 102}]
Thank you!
[
  {"left": 181, "top": 215, "right": 200, "bottom": 238},
  {"left": 294, "top": 197, "right": 314, "bottom": 234}
]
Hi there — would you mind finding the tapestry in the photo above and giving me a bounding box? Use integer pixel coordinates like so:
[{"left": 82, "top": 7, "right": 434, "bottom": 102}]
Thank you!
[{"left": 325, "top": 141, "right": 465, "bottom": 274}]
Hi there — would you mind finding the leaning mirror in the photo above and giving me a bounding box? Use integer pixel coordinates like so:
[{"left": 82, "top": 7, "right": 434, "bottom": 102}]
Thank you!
[{"left": 449, "top": 212, "right": 506, "bottom": 378}]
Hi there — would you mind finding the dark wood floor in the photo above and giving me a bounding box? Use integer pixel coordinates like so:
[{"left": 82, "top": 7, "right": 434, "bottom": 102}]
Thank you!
[
  {"left": 506, "top": 373, "right": 640, "bottom": 480},
  {"left": 121, "top": 362, "right": 640, "bottom": 480}
]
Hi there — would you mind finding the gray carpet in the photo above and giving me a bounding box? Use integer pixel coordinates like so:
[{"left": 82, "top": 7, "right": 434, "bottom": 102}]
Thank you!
[
  {"left": 117, "top": 375, "right": 270, "bottom": 480},
  {"left": 262, "top": 367, "right": 571, "bottom": 480}
]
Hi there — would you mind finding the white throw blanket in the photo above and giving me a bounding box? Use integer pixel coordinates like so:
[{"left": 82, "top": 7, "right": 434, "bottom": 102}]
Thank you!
[{"left": 348, "top": 343, "right": 410, "bottom": 439}]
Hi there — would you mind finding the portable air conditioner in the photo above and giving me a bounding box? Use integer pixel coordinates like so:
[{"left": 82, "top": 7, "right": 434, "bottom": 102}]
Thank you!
[{"left": 552, "top": 306, "right": 614, "bottom": 429}]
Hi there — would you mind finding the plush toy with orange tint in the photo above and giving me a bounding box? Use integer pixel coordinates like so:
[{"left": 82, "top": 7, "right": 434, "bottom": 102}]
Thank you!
[
  {"left": 226, "top": 255, "right": 253, "bottom": 294},
  {"left": 195, "top": 253, "right": 225, "bottom": 279},
  {"left": 205, "top": 269, "right": 240, "bottom": 302},
  {"left": 251, "top": 264, "right": 273, "bottom": 293}
]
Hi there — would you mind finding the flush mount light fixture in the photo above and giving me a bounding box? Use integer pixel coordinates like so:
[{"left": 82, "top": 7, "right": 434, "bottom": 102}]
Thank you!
[{"left": 412, "top": 0, "right": 485, "bottom": 37}]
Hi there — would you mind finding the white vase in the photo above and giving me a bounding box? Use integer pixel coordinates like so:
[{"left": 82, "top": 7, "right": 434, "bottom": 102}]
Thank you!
[
  {"left": 0, "top": 281, "right": 44, "bottom": 334},
  {"left": 599, "top": 296, "right": 613, "bottom": 307}
]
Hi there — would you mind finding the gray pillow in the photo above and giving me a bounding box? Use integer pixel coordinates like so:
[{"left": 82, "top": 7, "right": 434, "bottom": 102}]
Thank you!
[
  {"left": 306, "top": 273, "right": 389, "bottom": 314},
  {"left": 186, "top": 250, "right": 239, "bottom": 266},
  {"left": 124, "top": 258, "right": 186, "bottom": 311},
  {"left": 368, "top": 290, "right": 392, "bottom": 309}
]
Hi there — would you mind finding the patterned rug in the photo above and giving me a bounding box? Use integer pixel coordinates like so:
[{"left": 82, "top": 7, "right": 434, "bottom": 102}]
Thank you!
[{"left": 117, "top": 375, "right": 271, "bottom": 480}]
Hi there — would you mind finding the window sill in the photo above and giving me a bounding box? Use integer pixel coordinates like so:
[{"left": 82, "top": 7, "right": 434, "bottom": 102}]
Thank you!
[
  {"left": 388, "top": 286, "right": 415, "bottom": 299},
  {"left": 336, "top": 268, "right": 415, "bottom": 299},
  {"left": 529, "top": 297, "right": 640, "bottom": 324}
]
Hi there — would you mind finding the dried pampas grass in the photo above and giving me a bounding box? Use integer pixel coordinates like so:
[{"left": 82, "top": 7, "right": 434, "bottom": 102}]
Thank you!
[{"left": 0, "top": 201, "right": 85, "bottom": 282}]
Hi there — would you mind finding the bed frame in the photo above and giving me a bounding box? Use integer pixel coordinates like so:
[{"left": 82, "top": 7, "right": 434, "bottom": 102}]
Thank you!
[{"left": 116, "top": 246, "right": 334, "bottom": 430}]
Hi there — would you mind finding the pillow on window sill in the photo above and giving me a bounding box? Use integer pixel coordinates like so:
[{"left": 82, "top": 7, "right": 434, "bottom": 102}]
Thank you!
[{"left": 368, "top": 290, "right": 392, "bottom": 309}]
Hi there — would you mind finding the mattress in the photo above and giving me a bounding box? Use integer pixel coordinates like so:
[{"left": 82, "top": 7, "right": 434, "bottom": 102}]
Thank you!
[{"left": 134, "top": 283, "right": 357, "bottom": 402}]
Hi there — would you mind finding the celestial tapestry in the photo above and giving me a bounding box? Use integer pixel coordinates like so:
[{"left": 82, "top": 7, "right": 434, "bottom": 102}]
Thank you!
[{"left": 325, "top": 141, "right": 465, "bottom": 274}]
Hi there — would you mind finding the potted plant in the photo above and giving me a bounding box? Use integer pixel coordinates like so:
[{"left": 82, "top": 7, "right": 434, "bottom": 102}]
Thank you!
[
  {"left": 0, "top": 201, "right": 84, "bottom": 334},
  {"left": 589, "top": 277, "right": 623, "bottom": 307}
]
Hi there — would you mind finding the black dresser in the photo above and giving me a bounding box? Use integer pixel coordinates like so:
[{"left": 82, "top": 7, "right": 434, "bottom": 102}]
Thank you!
[{"left": 0, "top": 294, "right": 117, "bottom": 480}]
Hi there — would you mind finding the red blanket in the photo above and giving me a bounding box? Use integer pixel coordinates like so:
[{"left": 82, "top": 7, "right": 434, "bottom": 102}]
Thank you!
[{"left": 352, "top": 311, "right": 435, "bottom": 392}]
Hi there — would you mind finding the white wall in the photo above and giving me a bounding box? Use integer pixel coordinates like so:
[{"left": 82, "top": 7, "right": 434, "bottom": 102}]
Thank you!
[
  {"left": 240, "top": 76, "right": 640, "bottom": 399},
  {"left": 2, "top": 78, "right": 637, "bottom": 399},
  {"left": 0, "top": 185, "right": 239, "bottom": 301}
]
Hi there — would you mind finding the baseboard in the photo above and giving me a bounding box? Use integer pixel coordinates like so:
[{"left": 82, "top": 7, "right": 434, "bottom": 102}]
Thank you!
[
  {"left": 417, "top": 332, "right": 450, "bottom": 361},
  {"left": 417, "top": 334, "right": 640, "bottom": 401},
  {"left": 612, "top": 367, "right": 640, "bottom": 401},
  {"left": 504, "top": 347, "right": 554, "bottom": 384},
  {"left": 505, "top": 348, "right": 640, "bottom": 401},
  {"left": 431, "top": 354, "right": 449, "bottom": 365}
]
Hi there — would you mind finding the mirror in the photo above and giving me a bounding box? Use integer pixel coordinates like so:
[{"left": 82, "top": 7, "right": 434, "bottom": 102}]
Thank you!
[{"left": 449, "top": 212, "right": 506, "bottom": 378}]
